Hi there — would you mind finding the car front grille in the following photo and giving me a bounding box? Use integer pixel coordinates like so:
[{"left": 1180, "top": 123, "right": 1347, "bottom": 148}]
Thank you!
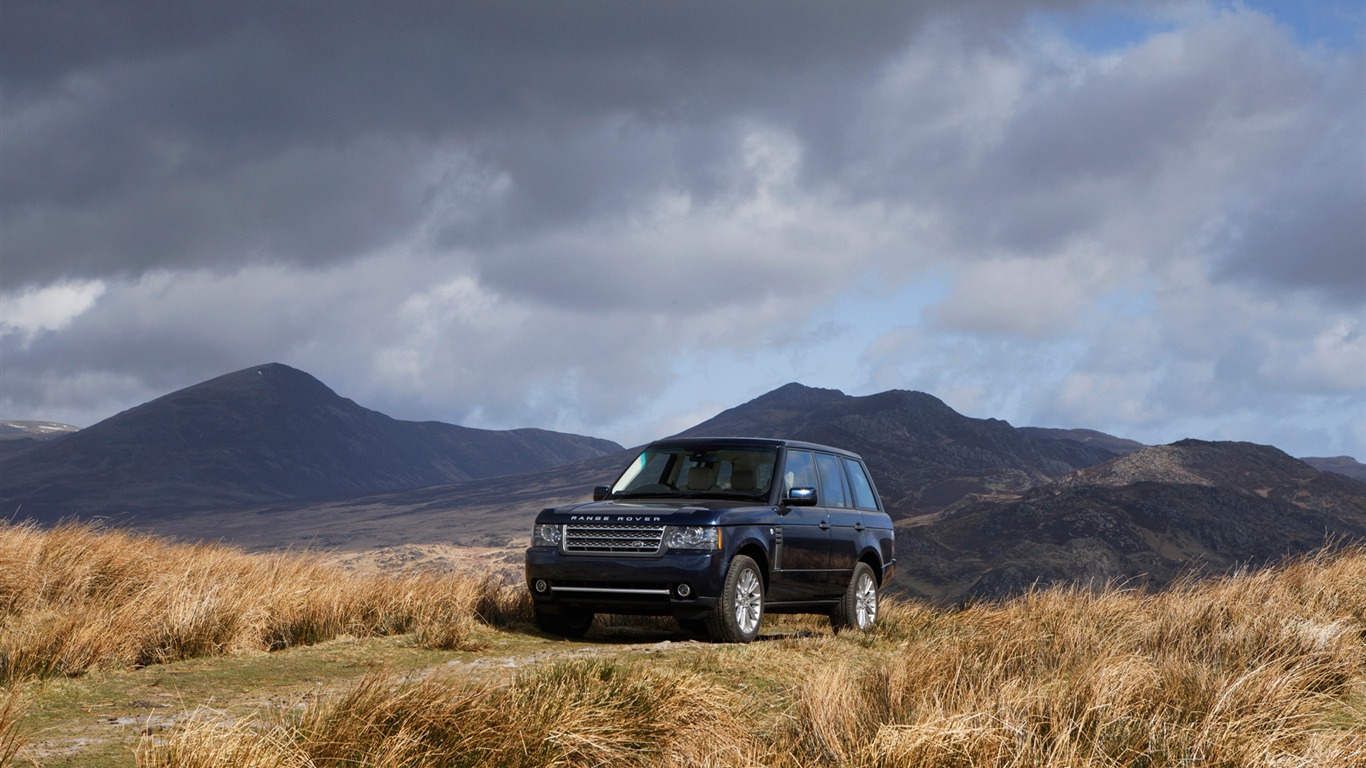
[{"left": 562, "top": 524, "right": 666, "bottom": 555}]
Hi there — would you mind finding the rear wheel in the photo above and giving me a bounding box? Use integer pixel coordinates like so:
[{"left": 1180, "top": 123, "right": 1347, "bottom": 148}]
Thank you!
[
  {"left": 534, "top": 606, "right": 594, "bottom": 638},
  {"left": 704, "top": 555, "right": 764, "bottom": 643},
  {"left": 830, "top": 562, "right": 879, "bottom": 632}
]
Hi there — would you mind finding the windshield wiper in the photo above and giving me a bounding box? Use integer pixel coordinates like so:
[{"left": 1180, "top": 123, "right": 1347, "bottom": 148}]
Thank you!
[
  {"left": 684, "top": 491, "right": 768, "bottom": 501},
  {"left": 610, "top": 490, "right": 682, "bottom": 499}
]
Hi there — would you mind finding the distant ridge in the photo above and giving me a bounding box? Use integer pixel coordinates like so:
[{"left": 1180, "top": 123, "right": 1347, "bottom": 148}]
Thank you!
[
  {"left": 0, "top": 420, "right": 79, "bottom": 441},
  {"left": 0, "top": 420, "right": 80, "bottom": 459},
  {"left": 1017, "top": 426, "right": 1146, "bottom": 455},
  {"left": 0, "top": 363, "right": 620, "bottom": 522},
  {"left": 1302, "top": 455, "right": 1366, "bottom": 482}
]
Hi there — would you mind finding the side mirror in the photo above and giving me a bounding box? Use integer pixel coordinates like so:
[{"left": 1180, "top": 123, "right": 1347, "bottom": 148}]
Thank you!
[
  {"left": 783, "top": 487, "right": 818, "bottom": 507},
  {"left": 592, "top": 485, "right": 611, "bottom": 501}
]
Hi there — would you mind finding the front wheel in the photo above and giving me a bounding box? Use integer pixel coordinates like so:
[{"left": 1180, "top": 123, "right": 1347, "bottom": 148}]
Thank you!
[
  {"left": 705, "top": 555, "right": 764, "bottom": 643},
  {"left": 830, "top": 562, "right": 879, "bottom": 632},
  {"left": 534, "top": 606, "right": 594, "bottom": 639}
]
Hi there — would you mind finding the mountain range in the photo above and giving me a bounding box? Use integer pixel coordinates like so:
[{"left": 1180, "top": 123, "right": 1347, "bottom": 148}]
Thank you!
[
  {"left": 3, "top": 364, "right": 1363, "bottom": 603},
  {"left": 0, "top": 363, "right": 620, "bottom": 522}
]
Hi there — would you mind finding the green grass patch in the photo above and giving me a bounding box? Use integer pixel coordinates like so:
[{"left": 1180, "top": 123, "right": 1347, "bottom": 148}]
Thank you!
[{"left": 12, "top": 630, "right": 539, "bottom": 767}]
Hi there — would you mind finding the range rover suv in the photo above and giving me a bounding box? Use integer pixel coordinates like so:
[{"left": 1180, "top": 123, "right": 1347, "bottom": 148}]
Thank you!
[{"left": 524, "top": 437, "right": 895, "bottom": 642}]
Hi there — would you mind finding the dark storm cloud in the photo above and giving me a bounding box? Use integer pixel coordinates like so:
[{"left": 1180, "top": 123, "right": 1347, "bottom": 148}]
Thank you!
[
  {"left": 1212, "top": 53, "right": 1366, "bottom": 305},
  {"left": 1218, "top": 168, "right": 1366, "bottom": 304},
  {"left": 2, "top": 0, "right": 970, "bottom": 287}
]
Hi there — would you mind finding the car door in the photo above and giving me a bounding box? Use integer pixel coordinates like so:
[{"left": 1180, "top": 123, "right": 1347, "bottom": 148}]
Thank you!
[
  {"left": 815, "top": 451, "right": 860, "bottom": 596},
  {"left": 768, "top": 449, "right": 832, "bottom": 602}
]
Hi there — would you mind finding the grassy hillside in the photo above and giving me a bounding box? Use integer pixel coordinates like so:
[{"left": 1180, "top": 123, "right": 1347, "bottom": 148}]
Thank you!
[
  {"left": 3, "top": 522, "right": 1363, "bottom": 767},
  {"left": 0, "top": 522, "right": 522, "bottom": 688}
]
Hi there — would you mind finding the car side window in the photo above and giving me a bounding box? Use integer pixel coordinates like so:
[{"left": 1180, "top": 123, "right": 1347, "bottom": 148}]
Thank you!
[
  {"left": 842, "top": 457, "right": 879, "bottom": 511},
  {"left": 815, "top": 452, "right": 850, "bottom": 508},
  {"left": 783, "top": 449, "right": 817, "bottom": 495}
]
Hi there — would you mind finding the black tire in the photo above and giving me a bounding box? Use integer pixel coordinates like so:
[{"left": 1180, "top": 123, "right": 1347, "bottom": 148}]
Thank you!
[
  {"left": 704, "top": 555, "right": 764, "bottom": 643},
  {"left": 830, "top": 562, "right": 879, "bottom": 632},
  {"left": 534, "top": 606, "right": 594, "bottom": 638}
]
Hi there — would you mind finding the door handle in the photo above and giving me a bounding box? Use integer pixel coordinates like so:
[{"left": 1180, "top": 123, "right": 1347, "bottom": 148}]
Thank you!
[
  {"left": 819, "top": 521, "right": 830, "bottom": 530},
  {"left": 854, "top": 522, "right": 864, "bottom": 532}
]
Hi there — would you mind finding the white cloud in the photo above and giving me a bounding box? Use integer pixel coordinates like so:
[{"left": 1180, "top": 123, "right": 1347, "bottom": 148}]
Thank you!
[
  {"left": 926, "top": 251, "right": 1118, "bottom": 338},
  {"left": 0, "top": 280, "right": 106, "bottom": 345},
  {"left": 1260, "top": 317, "right": 1366, "bottom": 394}
]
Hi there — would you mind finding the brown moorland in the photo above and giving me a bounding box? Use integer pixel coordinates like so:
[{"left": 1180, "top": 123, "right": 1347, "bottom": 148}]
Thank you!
[{"left": 2, "top": 522, "right": 1363, "bottom": 767}]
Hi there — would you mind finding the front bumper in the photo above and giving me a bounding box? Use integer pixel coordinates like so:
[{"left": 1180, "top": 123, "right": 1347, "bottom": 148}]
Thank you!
[{"left": 525, "top": 547, "right": 726, "bottom": 620}]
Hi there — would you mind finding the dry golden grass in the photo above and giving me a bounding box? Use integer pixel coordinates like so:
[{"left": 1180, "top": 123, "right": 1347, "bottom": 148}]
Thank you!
[
  {"left": 778, "top": 548, "right": 1366, "bottom": 767},
  {"left": 0, "top": 689, "right": 23, "bottom": 768},
  {"left": 0, "top": 521, "right": 529, "bottom": 686},
  {"left": 4, "top": 521, "right": 1363, "bottom": 767},
  {"left": 140, "top": 659, "right": 752, "bottom": 768},
  {"left": 141, "top": 546, "right": 1364, "bottom": 768}
]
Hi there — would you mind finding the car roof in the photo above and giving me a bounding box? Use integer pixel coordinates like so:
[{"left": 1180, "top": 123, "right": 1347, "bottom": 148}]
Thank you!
[{"left": 644, "top": 436, "right": 864, "bottom": 459}]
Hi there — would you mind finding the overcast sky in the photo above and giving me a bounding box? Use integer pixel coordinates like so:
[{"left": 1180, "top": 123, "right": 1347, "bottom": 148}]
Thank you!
[{"left": 2, "top": 0, "right": 1363, "bottom": 460}]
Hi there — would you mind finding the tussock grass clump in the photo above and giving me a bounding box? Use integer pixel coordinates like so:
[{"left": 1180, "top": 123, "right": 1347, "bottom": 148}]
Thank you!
[
  {"left": 141, "top": 659, "right": 749, "bottom": 768},
  {"left": 784, "top": 547, "right": 1366, "bottom": 767},
  {"left": 0, "top": 689, "right": 24, "bottom": 768},
  {"left": 0, "top": 521, "right": 529, "bottom": 685}
]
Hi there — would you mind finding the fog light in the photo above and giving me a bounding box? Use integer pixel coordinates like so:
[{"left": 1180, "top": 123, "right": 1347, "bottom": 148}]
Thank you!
[
  {"left": 534, "top": 579, "right": 549, "bottom": 593},
  {"left": 676, "top": 582, "right": 692, "bottom": 598}
]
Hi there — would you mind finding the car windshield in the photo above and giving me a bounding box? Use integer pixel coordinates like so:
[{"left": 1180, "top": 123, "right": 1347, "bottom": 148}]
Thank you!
[{"left": 610, "top": 444, "right": 778, "bottom": 500}]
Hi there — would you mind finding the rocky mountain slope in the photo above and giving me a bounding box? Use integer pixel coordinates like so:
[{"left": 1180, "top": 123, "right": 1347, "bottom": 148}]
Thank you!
[
  {"left": 0, "top": 363, "right": 620, "bottom": 522},
  {"left": 1015, "top": 427, "right": 1366, "bottom": 481},
  {"left": 900, "top": 440, "right": 1366, "bottom": 602}
]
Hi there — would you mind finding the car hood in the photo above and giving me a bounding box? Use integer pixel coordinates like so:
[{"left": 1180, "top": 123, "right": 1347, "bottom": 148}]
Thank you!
[{"left": 534, "top": 498, "right": 771, "bottom": 527}]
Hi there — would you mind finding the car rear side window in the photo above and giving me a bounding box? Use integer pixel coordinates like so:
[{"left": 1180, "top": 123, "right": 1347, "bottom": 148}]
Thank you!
[
  {"left": 842, "top": 457, "right": 879, "bottom": 511},
  {"left": 815, "top": 452, "right": 851, "bottom": 508}
]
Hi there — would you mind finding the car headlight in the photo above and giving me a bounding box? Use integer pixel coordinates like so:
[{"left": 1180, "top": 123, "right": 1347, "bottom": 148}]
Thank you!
[
  {"left": 665, "top": 525, "right": 720, "bottom": 551},
  {"left": 531, "top": 523, "right": 562, "bottom": 547}
]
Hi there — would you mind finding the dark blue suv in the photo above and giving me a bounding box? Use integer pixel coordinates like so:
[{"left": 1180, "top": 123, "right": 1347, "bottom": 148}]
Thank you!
[{"left": 524, "top": 437, "right": 895, "bottom": 642}]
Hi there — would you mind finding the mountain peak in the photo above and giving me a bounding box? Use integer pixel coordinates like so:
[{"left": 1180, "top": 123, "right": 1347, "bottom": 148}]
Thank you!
[
  {"left": 173, "top": 362, "right": 339, "bottom": 402},
  {"left": 749, "top": 382, "right": 847, "bottom": 407},
  {"left": 707, "top": 383, "right": 961, "bottom": 426}
]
